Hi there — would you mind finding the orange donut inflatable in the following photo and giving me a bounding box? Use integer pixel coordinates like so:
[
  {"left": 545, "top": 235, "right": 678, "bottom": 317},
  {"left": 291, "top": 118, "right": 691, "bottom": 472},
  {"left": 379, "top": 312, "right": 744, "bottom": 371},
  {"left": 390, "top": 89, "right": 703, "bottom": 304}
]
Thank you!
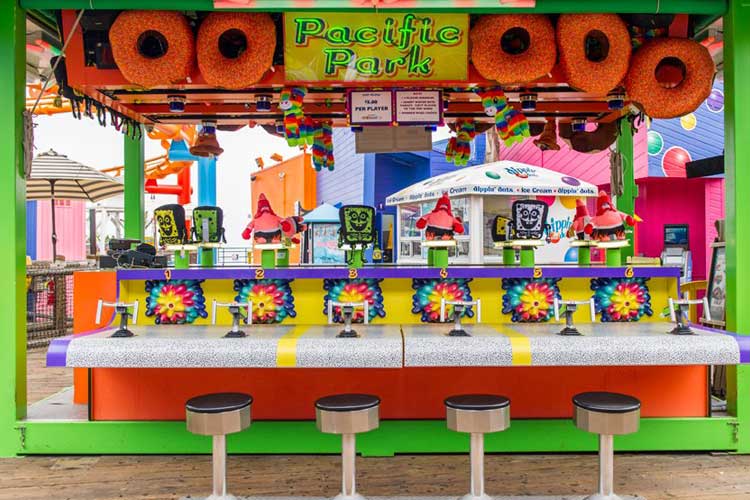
[
  {"left": 557, "top": 14, "right": 631, "bottom": 94},
  {"left": 470, "top": 15, "right": 556, "bottom": 84},
  {"left": 197, "top": 12, "right": 276, "bottom": 89},
  {"left": 625, "top": 38, "right": 715, "bottom": 119},
  {"left": 109, "top": 11, "right": 195, "bottom": 88}
]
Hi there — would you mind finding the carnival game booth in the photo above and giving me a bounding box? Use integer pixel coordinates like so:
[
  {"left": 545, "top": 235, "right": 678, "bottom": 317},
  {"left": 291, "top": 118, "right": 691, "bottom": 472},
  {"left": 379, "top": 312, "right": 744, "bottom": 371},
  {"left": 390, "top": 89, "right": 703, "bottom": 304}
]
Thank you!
[
  {"left": 2, "top": 0, "right": 749, "bottom": 479},
  {"left": 386, "top": 161, "right": 598, "bottom": 264}
]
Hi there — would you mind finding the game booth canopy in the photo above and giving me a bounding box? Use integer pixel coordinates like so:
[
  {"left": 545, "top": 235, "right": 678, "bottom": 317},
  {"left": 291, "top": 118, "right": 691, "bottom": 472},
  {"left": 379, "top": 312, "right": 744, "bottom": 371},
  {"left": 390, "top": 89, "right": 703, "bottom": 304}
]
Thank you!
[{"left": 6, "top": 0, "right": 750, "bottom": 469}]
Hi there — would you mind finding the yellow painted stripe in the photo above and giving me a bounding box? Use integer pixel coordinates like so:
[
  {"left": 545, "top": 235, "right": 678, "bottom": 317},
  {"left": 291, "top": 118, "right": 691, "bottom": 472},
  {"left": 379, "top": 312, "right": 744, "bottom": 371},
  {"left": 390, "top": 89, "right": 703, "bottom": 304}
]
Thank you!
[
  {"left": 276, "top": 326, "right": 309, "bottom": 367},
  {"left": 493, "top": 324, "right": 532, "bottom": 366}
]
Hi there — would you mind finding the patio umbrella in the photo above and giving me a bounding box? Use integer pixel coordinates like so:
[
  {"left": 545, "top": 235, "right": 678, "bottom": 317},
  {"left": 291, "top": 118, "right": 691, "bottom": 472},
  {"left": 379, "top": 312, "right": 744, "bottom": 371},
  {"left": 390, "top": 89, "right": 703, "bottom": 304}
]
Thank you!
[{"left": 27, "top": 149, "right": 124, "bottom": 260}]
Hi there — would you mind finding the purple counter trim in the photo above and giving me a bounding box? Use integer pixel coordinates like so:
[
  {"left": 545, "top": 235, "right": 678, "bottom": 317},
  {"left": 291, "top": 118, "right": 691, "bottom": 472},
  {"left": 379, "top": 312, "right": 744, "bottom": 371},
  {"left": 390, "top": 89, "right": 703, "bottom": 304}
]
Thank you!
[
  {"left": 46, "top": 327, "right": 109, "bottom": 368},
  {"left": 116, "top": 265, "right": 681, "bottom": 281}
]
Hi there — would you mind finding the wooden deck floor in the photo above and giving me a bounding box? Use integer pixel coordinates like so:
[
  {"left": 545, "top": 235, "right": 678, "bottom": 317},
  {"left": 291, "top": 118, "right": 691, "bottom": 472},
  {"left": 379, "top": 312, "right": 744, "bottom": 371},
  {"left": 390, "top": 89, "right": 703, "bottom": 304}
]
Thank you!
[{"left": 4, "top": 349, "right": 749, "bottom": 500}]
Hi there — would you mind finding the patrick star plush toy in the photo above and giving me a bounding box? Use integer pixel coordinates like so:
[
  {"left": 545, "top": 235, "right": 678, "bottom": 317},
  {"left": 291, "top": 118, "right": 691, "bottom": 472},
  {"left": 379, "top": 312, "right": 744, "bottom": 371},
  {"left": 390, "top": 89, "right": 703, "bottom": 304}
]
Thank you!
[
  {"left": 242, "top": 194, "right": 307, "bottom": 244},
  {"left": 584, "top": 191, "right": 635, "bottom": 241},
  {"left": 416, "top": 192, "right": 465, "bottom": 241},
  {"left": 566, "top": 199, "right": 591, "bottom": 240}
]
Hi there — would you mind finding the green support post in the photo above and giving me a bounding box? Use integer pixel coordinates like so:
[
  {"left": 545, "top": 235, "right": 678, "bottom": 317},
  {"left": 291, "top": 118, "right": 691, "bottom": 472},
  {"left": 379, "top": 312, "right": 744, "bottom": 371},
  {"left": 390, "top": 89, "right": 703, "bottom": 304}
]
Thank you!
[
  {"left": 124, "top": 128, "right": 145, "bottom": 241},
  {"left": 0, "top": 0, "right": 25, "bottom": 457},
  {"left": 519, "top": 247, "right": 535, "bottom": 267},
  {"left": 431, "top": 248, "right": 449, "bottom": 268},
  {"left": 502, "top": 246, "right": 515, "bottom": 265},
  {"left": 724, "top": 0, "right": 750, "bottom": 454},
  {"left": 261, "top": 249, "right": 276, "bottom": 269},
  {"left": 348, "top": 249, "right": 364, "bottom": 269},
  {"left": 173, "top": 250, "right": 190, "bottom": 269},
  {"left": 605, "top": 248, "right": 622, "bottom": 267},
  {"left": 427, "top": 247, "right": 434, "bottom": 267},
  {"left": 615, "top": 120, "right": 636, "bottom": 264},
  {"left": 199, "top": 248, "right": 213, "bottom": 268},
  {"left": 276, "top": 247, "right": 290, "bottom": 267},
  {"left": 578, "top": 246, "right": 591, "bottom": 266}
]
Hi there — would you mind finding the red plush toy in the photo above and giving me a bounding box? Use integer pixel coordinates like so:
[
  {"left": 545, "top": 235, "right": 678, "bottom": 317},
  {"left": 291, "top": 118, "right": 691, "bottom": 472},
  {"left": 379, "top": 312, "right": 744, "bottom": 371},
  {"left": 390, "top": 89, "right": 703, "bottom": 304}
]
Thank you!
[
  {"left": 416, "top": 193, "right": 465, "bottom": 240},
  {"left": 242, "top": 194, "right": 307, "bottom": 244},
  {"left": 584, "top": 191, "right": 635, "bottom": 241},
  {"left": 566, "top": 198, "right": 591, "bottom": 240}
]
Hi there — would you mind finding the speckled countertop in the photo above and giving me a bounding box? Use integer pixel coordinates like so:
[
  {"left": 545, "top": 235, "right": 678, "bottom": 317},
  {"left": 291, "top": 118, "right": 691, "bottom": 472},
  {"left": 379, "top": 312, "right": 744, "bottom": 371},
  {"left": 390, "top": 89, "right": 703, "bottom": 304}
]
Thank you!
[{"left": 48, "top": 322, "right": 746, "bottom": 369}]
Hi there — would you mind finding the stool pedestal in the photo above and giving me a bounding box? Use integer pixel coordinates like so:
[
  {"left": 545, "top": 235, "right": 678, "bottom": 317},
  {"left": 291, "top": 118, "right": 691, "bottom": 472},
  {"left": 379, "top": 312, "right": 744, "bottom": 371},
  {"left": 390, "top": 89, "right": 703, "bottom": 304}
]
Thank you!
[
  {"left": 573, "top": 391, "right": 641, "bottom": 500},
  {"left": 597, "top": 240, "right": 629, "bottom": 267},
  {"left": 445, "top": 394, "right": 510, "bottom": 500},
  {"left": 423, "top": 239, "right": 455, "bottom": 268},
  {"left": 186, "top": 392, "right": 252, "bottom": 500},
  {"left": 315, "top": 394, "right": 380, "bottom": 500}
]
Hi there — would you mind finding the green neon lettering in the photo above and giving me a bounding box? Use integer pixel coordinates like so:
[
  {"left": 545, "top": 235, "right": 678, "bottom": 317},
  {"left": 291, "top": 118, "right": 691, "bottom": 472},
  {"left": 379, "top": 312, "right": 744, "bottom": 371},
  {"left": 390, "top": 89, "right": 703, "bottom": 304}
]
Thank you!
[
  {"left": 294, "top": 18, "right": 324, "bottom": 46},
  {"left": 355, "top": 57, "right": 380, "bottom": 75},
  {"left": 323, "top": 48, "right": 355, "bottom": 75},
  {"left": 436, "top": 26, "right": 461, "bottom": 45},
  {"left": 383, "top": 17, "right": 396, "bottom": 45},
  {"left": 384, "top": 55, "right": 406, "bottom": 75},
  {"left": 419, "top": 17, "right": 433, "bottom": 45},
  {"left": 397, "top": 14, "right": 417, "bottom": 51},
  {"left": 354, "top": 26, "right": 378, "bottom": 45},
  {"left": 326, "top": 26, "right": 352, "bottom": 45},
  {"left": 407, "top": 45, "right": 432, "bottom": 76}
]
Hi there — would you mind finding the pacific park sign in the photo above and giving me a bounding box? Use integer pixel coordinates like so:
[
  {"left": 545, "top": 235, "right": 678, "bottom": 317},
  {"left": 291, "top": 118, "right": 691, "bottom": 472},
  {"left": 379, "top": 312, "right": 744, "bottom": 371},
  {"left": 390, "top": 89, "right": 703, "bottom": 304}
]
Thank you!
[{"left": 283, "top": 12, "right": 469, "bottom": 82}]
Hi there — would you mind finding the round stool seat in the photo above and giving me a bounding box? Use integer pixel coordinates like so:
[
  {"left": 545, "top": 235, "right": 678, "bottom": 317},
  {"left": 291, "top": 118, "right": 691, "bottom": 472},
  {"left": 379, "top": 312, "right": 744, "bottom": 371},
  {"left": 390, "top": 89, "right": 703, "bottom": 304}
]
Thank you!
[
  {"left": 315, "top": 394, "right": 380, "bottom": 434},
  {"left": 573, "top": 392, "right": 640, "bottom": 435},
  {"left": 445, "top": 394, "right": 510, "bottom": 434},
  {"left": 186, "top": 392, "right": 252, "bottom": 436}
]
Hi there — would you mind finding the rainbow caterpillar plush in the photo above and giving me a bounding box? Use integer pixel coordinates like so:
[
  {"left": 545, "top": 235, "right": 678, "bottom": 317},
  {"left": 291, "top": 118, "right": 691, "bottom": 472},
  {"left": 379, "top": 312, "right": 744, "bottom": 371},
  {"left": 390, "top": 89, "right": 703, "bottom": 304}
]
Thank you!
[
  {"left": 477, "top": 89, "right": 530, "bottom": 147},
  {"left": 445, "top": 119, "right": 476, "bottom": 166},
  {"left": 279, "top": 87, "right": 314, "bottom": 147},
  {"left": 312, "top": 121, "right": 335, "bottom": 171}
]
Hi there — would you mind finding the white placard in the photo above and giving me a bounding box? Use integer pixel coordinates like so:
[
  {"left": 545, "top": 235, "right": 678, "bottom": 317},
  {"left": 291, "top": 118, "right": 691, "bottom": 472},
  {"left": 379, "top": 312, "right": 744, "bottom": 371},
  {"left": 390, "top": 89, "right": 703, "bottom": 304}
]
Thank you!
[
  {"left": 349, "top": 91, "right": 393, "bottom": 125},
  {"left": 395, "top": 90, "right": 442, "bottom": 125}
]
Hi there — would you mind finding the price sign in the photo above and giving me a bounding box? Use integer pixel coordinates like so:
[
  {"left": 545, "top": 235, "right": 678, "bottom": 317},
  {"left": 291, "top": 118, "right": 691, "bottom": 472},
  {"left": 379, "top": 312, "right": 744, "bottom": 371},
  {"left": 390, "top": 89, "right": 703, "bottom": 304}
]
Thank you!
[{"left": 348, "top": 91, "right": 393, "bottom": 125}]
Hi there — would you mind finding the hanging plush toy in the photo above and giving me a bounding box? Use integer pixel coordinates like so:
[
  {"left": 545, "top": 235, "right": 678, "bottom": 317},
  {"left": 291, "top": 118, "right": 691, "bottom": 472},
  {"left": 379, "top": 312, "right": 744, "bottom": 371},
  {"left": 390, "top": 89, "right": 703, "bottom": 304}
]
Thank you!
[
  {"left": 584, "top": 191, "right": 635, "bottom": 241},
  {"left": 477, "top": 89, "right": 530, "bottom": 147},
  {"left": 416, "top": 192, "right": 465, "bottom": 241},
  {"left": 312, "top": 121, "right": 335, "bottom": 171},
  {"left": 566, "top": 199, "right": 591, "bottom": 240},
  {"left": 279, "top": 87, "right": 312, "bottom": 147},
  {"left": 445, "top": 119, "right": 476, "bottom": 166},
  {"left": 242, "top": 194, "right": 307, "bottom": 244}
]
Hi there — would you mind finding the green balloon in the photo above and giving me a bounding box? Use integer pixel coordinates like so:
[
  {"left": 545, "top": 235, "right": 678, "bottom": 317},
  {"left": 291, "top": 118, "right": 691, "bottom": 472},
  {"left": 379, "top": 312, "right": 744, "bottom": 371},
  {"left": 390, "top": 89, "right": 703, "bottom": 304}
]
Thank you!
[{"left": 647, "top": 131, "right": 664, "bottom": 156}]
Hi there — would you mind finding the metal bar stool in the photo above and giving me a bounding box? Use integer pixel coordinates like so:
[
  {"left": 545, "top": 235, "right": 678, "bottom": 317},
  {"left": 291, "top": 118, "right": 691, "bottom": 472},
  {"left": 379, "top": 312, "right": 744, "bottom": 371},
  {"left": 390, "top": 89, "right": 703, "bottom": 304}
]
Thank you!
[
  {"left": 315, "top": 394, "right": 380, "bottom": 500},
  {"left": 445, "top": 394, "right": 511, "bottom": 500},
  {"left": 573, "top": 391, "right": 641, "bottom": 500},
  {"left": 186, "top": 392, "right": 252, "bottom": 500}
]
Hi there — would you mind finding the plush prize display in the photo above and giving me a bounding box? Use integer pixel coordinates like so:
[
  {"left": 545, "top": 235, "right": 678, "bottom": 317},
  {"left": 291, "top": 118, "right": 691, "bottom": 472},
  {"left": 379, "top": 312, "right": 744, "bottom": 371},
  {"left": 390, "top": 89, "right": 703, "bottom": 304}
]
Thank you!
[
  {"left": 416, "top": 193, "right": 465, "bottom": 241},
  {"left": 338, "top": 205, "right": 377, "bottom": 248},
  {"left": 280, "top": 87, "right": 314, "bottom": 147},
  {"left": 445, "top": 119, "right": 477, "bottom": 166},
  {"left": 241, "top": 194, "right": 307, "bottom": 244},
  {"left": 477, "top": 89, "right": 530, "bottom": 147},
  {"left": 584, "top": 190, "right": 635, "bottom": 241},
  {"left": 511, "top": 200, "right": 549, "bottom": 240},
  {"left": 191, "top": 205, "right": 226, "bottom": 244},
  {"left": 154, "top": 204, "right": 188, "bottom": 246},
  {"left": 312, "top": 121, "right": 335, "bottom": 171},
  {"left": 566, "top": 199, "right": 591, "bottom": 240},
  {"left": 533, "top": 118, "right": 560, "bottom": 151}
]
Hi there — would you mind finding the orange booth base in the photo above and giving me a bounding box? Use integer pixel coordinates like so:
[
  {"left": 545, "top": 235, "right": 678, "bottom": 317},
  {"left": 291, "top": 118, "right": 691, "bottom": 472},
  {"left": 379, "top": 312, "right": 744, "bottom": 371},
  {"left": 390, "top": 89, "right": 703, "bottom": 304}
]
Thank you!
[{"left": 91, "top": 365, "right": 708, "bottom": 421}]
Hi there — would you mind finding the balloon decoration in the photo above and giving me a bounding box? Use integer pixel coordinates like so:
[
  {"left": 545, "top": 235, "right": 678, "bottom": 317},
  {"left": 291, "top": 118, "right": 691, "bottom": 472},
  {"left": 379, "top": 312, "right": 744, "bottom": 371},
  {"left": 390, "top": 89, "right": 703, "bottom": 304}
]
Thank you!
[
  {"left": 233, "top": 279, "right": 296, "bottom": 324},
  {"left": 323, "top": 279, "right": 386, "bottom": 323},
  {"left": 411, "top": 278, "right": 475, "bottom": 323},
  {"left": 144, "top": 279, "right": 208, "bottom": 324},
  {"left": 502, "top": 278, "right": 561, "bottom": 322},
  {"left": 591, "top": 277, "right": 653, "bottom": 322}
]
